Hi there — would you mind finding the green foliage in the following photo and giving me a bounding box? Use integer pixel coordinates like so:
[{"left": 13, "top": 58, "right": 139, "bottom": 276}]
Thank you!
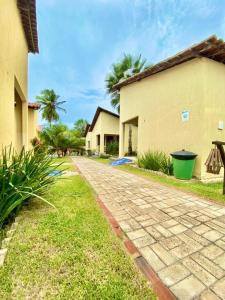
[
  {"left": 39, "top": 124, "right": 84, "bottom": 156},
  {"left": 138, "top": 150, "right": 173, "bottom": 175},
  {"left": 99, "top": 153, "right": 110, "bottom": 159},
  {"left": 0, "top": 146, "right": 58, "bottom": 227},
  {"left": 74, "top": 119, "right": 88, "bottom": 137},
  {"left": 106, "top": 141, "right": 119, "bottom": 155},
  {"left": 0, "top": 176, "right": 155, "bottom": 299},
  {"left": 105, "top": 54, "right": 148, "bottom": 112},
  {"left": 36, "top": 89, "right": 66, "bottom": 125}
]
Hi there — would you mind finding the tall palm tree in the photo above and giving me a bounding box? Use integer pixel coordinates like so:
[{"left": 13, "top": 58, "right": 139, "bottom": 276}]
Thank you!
[
  {"left": 74, "top": 118, "right": 88, "bottom": 137},
  {"left": 105, "top": 54, "right": 148, "bottom": 113},
  {"left": 36, "top": 89, "right": 66, "bottom": 126}
]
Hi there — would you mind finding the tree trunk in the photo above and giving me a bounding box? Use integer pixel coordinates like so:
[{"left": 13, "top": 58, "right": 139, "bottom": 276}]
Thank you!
[{"left": 128, "top": 125, "right": 132, "bottom": 156}]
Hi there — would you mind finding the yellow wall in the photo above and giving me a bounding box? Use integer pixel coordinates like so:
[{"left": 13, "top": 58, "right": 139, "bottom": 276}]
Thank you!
[
  {"left": 28, "top": 109, "right": 38, "bottom": 149},
  {"left": 86, "top": 111, "right": 119, "bottom": 153},
  {"left": 0, "top": 0, "right": 29, "bottom": 151},
  {"left": 119, "top": 57, "right": 225, "bottom": 178}
]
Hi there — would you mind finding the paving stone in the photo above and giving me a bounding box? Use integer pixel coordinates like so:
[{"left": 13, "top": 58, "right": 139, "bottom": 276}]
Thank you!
[
  {"left": 182, "top": 257, "right": 217, "bottom": 287},
  {"left": 169, "top": 224, "right": 187, "bottom": 234},
  {"left": 153, "top": 224, "right": 172, "bottom": 238},
  {"left": 127, "top": 229, "right": 147, "bottom": 240},
  {"left": 191, "top": 252, "right": 225, "bottom": 279},
  {"left": 206, "top": 221, "right": 225, "bottom": 235},
  {"left": 201, "top": 244, "right": 224, "bottom": 260},
  {"left": 171, "top": 242, "right": 201, "bottom": 259},
  {"left": 133, "top": 234, "right": 155, "bottom": 248},
  {"left": 211, "top": 277, "right": 225, "bottom": 299},
  {"left": 171, "top": 275, "right": 205, "bottom": 300},
  {"left": 178, "top": 233, "right": 202, "bottom": 251},
  {"left": 161, "top": 219, "right": 178, "bottom": 228},
  {"left": 151, "top": 243, "right": 177, "bottom": 265},
  {"left": 135, "top": 214, "right": 150, "bottom": 222},
  {"left": 140, "top": 218, "right": 157, "bottom": 227},
  {"left": 193, "top": 224, "right": 211, "bottom": 235},
  {"left": 184, "top": 230, "right": 210, "bottom": 246},
  {"left": 146, "top": 226, "right": 162, "bottom": 240},
  {"left": 203, "top": 230, "right": 223, "bottom": 242},
  {"left": 215, "top": 239, "right": 225, "bottom": 250},
  {"left": 119, "top": 221, "right": 133, "bottom": 232},
  {"left": 160, "top": 236, "right": 183, "bottom": 250},
  {"left": 140, "top": 246, "right": 165, "bottom": 272},
  {"left": 214, "top": 253, "right": 225, "bottom": 270},
  {"left": 196, "top": 215, "right": 212, "bottom": 222},
  {"left": 200, "top": 289, "right": 221, "bottom": 300},
  {"left": 158, "top": 263, "right": 190, "bottom": 287}
]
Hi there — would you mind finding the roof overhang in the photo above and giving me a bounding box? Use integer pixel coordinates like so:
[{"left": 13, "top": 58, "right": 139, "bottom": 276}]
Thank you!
[
  {"left": 17, "top": 0, "right": 39, "bottom": 53},
  {"left": 88, "top": 106, "right": 119, "bottom": 132},
  {"left": 28, "top": 102, "right": 40, "bottom": 110},
  {"left": 113, "top": 35, "right": 225, "bottom": 91}
]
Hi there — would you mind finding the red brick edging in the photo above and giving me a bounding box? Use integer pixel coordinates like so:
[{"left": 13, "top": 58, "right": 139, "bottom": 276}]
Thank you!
[{"left": 96, "top": 197, "right": 176, "bottom": 300}]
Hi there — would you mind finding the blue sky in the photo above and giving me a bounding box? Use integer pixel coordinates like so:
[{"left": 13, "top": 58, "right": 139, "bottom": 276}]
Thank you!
[{"left": 29, "top": 0, "right": 225, "bottom": 127}]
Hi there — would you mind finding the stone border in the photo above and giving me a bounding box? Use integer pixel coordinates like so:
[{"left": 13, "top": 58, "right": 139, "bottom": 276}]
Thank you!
[
  {"left": 0, "top": 217, "right": 20, "bottom": 267},
  {"left": 96, "top": 198, "right": 176, "bottom": 300}
]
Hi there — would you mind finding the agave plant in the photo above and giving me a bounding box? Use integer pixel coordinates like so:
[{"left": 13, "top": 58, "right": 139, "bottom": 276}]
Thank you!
[{"left": 0, "top": 146, "right": 60, "bottom": 227}]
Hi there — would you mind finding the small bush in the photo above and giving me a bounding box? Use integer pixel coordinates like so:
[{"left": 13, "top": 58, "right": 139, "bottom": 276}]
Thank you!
[
  {"left": 106, "top": 141, "right": 119, "bottom": 155},
  {"left": 138, "top": 150, "right": 173, "bottom": 175},
  {"left": 99, "top": 153, "right": 110, "bottom": 159},
  {"left": 0, "top": 146, "right": 59, "bottom": 227}
]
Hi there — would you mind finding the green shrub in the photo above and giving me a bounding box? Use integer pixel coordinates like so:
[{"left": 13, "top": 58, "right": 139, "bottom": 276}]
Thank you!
[
  {"left": 106, "top": 141, "right": 119, "bottom": 155},
  {"left": 0, "top": 146, "right": 60, "bottom": 227},
  {"left": 99, "top": 153, "right": 110, "bottom": 159},
  {"left": 138, "top": 150, "right": 173, "bottom": 175}
]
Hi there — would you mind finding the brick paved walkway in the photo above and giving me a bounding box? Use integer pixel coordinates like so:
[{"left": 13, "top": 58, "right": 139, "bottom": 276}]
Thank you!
[{"left": 73, "top": 157, "right": 225, "bottom": 300}]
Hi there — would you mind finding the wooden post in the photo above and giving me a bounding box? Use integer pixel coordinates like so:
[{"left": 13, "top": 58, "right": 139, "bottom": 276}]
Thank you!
[{"left": 212, "top": 141, "right": 225, "bottom": 194}]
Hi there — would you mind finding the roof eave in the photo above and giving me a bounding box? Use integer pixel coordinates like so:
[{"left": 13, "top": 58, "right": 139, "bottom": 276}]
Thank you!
[
  {"left": 17, "top": 0, "right": 39, "bottom": 53},
  {"left": 113, "top": 35, "right": 225, "bottom": 91}
]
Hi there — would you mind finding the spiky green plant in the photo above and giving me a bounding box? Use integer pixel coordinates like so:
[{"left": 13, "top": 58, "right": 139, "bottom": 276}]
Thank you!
[
  {"left": 138, "top": 150, "right": 173, "bottom": 175},
  {"left": 0, "top": 146, "right": 60, "bottom": 227}
]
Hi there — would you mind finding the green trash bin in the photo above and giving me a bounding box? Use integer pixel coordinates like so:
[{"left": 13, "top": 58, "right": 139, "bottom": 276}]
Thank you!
[{"left": 171, "top": 150, "right": 197, "bottom": 180}]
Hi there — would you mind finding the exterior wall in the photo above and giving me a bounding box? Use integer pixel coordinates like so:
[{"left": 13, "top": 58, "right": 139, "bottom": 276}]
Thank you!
[
  {"left": 90, "top": 113, "right": 102, "bottom": 152},
  {"left": 0, "top": 0, "right": 29, "bottom": 151},
  {"left": 28, "top": 109, "right": 38, "bottom": 150},
  {"left": 86, "top": 112, "right": 119, "bottom": 153},
  {"left": 119, "top": 58, "right": 206, "bottom": 178},
  {"left": 201, "top": 58, "right": 225, "bottom": 179},
  {"left": 85, "top": 131, "right": 92, "bottom": 151}
]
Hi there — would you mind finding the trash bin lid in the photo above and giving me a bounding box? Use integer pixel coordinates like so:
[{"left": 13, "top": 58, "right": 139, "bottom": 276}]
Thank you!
[{"left": 171, "top": 149, "right": 197, "bottom": 160}]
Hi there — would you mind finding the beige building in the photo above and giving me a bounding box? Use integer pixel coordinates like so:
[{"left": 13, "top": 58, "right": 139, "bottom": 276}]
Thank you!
[
  {"left": 85, "top": 107, "right": 119, "bottom": 154},
  {"left": 114, "top": 36, "right": 225, "bottom": 179},
  {"left": 28, "top": 102, "right": 40, "bottom": 149},
  {"left": 0, "top": 0, "right": 39, "bottom": 152}
]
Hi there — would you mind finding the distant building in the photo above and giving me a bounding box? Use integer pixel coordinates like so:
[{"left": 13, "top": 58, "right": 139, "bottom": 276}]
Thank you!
[{"left": 85, "top": 107, "right": 119, "bottom": 154}]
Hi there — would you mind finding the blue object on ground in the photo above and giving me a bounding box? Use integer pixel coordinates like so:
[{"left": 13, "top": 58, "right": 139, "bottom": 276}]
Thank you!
[
  {"left": 111, "top": 158, "right": 132, "bottom": 166},
  {"left": 48, "top": 170, "right": 62, "bottom": 176}
]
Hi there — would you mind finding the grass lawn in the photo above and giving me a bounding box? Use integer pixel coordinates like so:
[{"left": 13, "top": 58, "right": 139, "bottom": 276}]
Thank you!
[
  {"left": 90, "top": 157, "right": 225, "bottom": 204},
  {"left": 0, "top": 175, "right": 155, "bottom": 299},
  {"left": 52, "top": 156, "right": 77, "bottom": 171}
]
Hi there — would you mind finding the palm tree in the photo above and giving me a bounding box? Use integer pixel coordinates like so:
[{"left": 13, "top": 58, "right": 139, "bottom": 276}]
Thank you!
[
  {"left": 74, "top": 118, "right": 88, "bottom": 137},
  {"left": 105, "top": 54, "right": 148, "bottom": 113},
  {"left": 36, "top": 89, "right": 66, "bottom": 126}
]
